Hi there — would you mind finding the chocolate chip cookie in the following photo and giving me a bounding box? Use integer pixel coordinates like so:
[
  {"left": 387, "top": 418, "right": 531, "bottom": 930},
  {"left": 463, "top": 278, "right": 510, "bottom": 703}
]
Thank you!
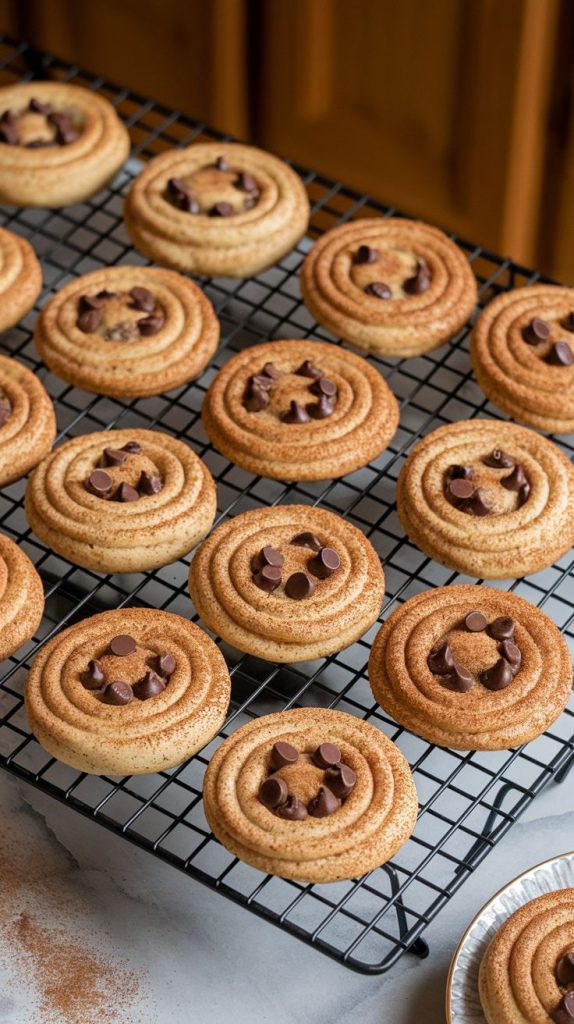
[
  {"left": 202, "top": 338, "right": 399, "bottom": 480},
  {"left": 0, "top": 531, "right": 44, "bottom": 659},
  {"left": 124, "top": 142, "right": 310, "bottom": 277},
  {"left": 188, "top": 505, "right": 385, "bottom": 662},
  {"left": 0, "top": 226, "right": 42, "bottom": 332},
  {"left": 369, "top": 585, "right": 572, "bottom": 750},
  {"left": 0, "top": 354, "right": 56, "bottom": 486},
  {"left": 25, "top": 608, "right": 231, "bottom": 775},
  {"left": 35, "top": 266, "right": 219, "bottom": 398},
  {"left": 25, "top": 429, "right": 216, "bottom": 573},
  {"left": 203, "top": 707, "right": 418, "bottom": 882},
  {"left": 300, "top": 218, "right": 477, "bottom": 357},
  {"left": 396, "top": 419, "right": 574, "bottom": 578},
  {"left": 0, "top": 82, "right": 130, "bottom": 207},
  {"left": 471, "top": 284, "right": 574, "bottom": 433}
]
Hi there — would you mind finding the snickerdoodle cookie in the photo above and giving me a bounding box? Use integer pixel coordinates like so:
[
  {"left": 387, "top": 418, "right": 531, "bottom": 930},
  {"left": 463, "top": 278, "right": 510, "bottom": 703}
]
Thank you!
[
  {"left": 0, "top": 355, "right": 56, "bottom": 486},
  {"left": 203, "top": 707, "right": 418, "bottom": 882},
  {"left": 202, "top": 339, "right": 399, "bottom": 480},
  {"left": 0, "top": 82, "right": 130, "bottom": 207},
  {"left": 35, "top": 265, "right": 219, "bottom": 398},
  {"left": 25, "top": 608, "right": 231, "bottom": 775},
  {"left": 300, "top": 217, "right": 477, "bottom": 357},
  {"left": 396, "top": 419, "right": 574, "bottom": 578},
  {"left": 0, "top": 226, "right": 42, "bottom": 331},
  {"left": 471, "top": 285, "right": 574, "bottom": 433},
  {"left": 25, "top": 429, "right": 216, "bottom": 573},
  {"left": 369, "top": 585, "right": 572, "bottom": 751},
  {"left": 188, "top": 505, "right": 385, "bottom": 662},
  {"left": 0, "top": 532, "right": 44, "bottom": 659},
  {"left": 124, "top": 142, "right": 309, "bottom": 277}
]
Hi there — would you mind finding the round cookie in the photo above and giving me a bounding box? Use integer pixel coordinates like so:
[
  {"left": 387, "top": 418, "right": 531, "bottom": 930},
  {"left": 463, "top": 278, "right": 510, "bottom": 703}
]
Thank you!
[
  {"left": 0, "top": 532, "right": 44, "bottom": 659},
  {"left": 0, "top": 354, "right": 56, "bottom": 486},
  {"left": 0, "top": 226, "right": 42, "bottom": 332},
  {"left": 300, "top": 217, "right": 477, "bottom": 357},
  {"left": 203, "top": 707, "right": 418, "bottom": 883},
  {"left": 0, "top": 82, "right": 130, "bottom": 207},
  {"left": 202, "top": 338, "right": 399, "bottom": 480},
  {"left": 396, "top": 419, "right": 574, "bottom": 578},
  {"left": 124, "top": 142, "right": 310, "bottom": 277},
  {"left": 25, "top": 608, "right": 231, "bottom": 775},
  {"left": 188, "top": 504, "right": 385, "bottom": 662},
  {"left": 368, "top": 584, "right": 572, "bottom": 751},
  {"left": 34, "top": 265, "right": 219, "bottom": 399},
  {"left": 25, "top": 428, "right": 216, "bottom": 574},
  {"left": 471, "top": 284, "right": 574, "bottom": 434},
  {"left": 479, "top": 889, "right": 574, "bottom": 1024}
]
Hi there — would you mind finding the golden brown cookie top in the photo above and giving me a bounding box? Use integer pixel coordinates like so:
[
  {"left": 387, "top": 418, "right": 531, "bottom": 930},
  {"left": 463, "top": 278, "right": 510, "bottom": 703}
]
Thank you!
[
  {"left": 0, "top": 530, "right": 44, "bottom": 660},
  {"left": 0, "top": 354, "right": 56, "bottom": 487}
]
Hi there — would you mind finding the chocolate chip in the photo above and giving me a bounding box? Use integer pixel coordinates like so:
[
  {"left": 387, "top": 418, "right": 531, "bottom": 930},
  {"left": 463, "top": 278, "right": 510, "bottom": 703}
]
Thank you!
[
  {"left": 310, "top": 378, "right": 337, "bottom": 398},
  {"left": 49, "top": 111, "right": 78, "bottom": 145},
  {"left": 427, "top": 642, "right": 454, "bottom": 675},
  {"left": 308, "top": 546, "right": 340, "bottom": 579},
  {"left": 81, "top": 659, "right": 105, "bottom": 690},
  {"left": 138, "top": 314, "right": 165, "bottom": 336},
  {"left": 250, "top": 374, "right": 275, "bottom": 392},
  {"left": 77, "top": 307, "right": 103, "bottom": 333},
  {"left": 312, "top": 742, "right": 342, "bottom": 769},
  {"left": 291, "top": 532, "right": 322, "bottom": 550},
  {"left": 0, "top": 111, "right": 19, "bottom": 145},
  {"left": 251, "top": 545, "right": 284, "bottom": 572},
  {"left": 556, "top": 951, "right": 574, "bottom": 987},
  {"left": 442, "top": 660, "right": 474, "bottom": 693},
  {"left": 466, "top": 490, "right": 493, "bottom": 517},
  {"left": 109, "top": 634, "right": 137, "bottom": 657},
  {"left": 522, "top": 317, "right": 551, "bottom": 345},
  {"left": 483, "top": 449, "right": 515, "bottom": 469},
  {"left": 499, "top": 639, "right": 521, "bottom": 673},
  {"left": 561, "top": 313, "right": 574, "bottom": 334},
  {"left": 270, "top": 741, "right": 299, "bottom": 770},
  {"left": 552, "top": 992, "right": 574, "bottom": 1023},
  {"left": 284, "top": 571, "right": 315, "bottom": 600},
  {"left": 450, "top": 465, "right": 473, "bottom": 480},
  {"left": 481, "top": 657, "right": 514, "bottom": 691},
  {"left": 355, "top": 244, "right": 379, "bottom": 265},
  {"left": 96, "top": 290, "right": 117, "bottom": 300},
  {"left": 210, "top": 202, "right": 234, "bottom": 217},
  {"left": 167, "top": 177, "right": 199, "bottom": 214},
  {"left": 307, "top": 396, "right": 335, "bottom": 419},
  {"left": 100, "top": 447, "right": 128, "bottom": 468},
  {"left": 276, "top": 796, "right": 308, "bottom": 820},
  {"left": 0, "top": 398, "right": 12, "bottom": 426},
  {"left": 325, "top": 763, "right": 356, "bottom": 799},
  {"left": 121, "top": 441, "right": 142, "bottom": 454},
  {"left": 157, "top": 652, "right": 176, "bottom": 677},
  {"left": 129, "top": 286, "right": 155, "bottom": 312},
  {"left": 281, "top": 401, "right": 310, "bottom": 424},
  {"left": 258, "top": 776, "right": 288, "bottom": 809},
  {"left": 244, "top": 388, "right": 269, "bottom": 413},
  {"left": 235, "top": 171, "right": 258, "bottom": 193},
  {"left": 85, "top": 469, "right": 113, "bottom": 498},
  {"left": 488, "top": 616, "right": 515, "bottom": 640},
  {"left": 308, "top": 786, "right": 341, "bottom": 818},
  {"left": 501, "top": 464, "right": 528, "bottom": 492},
  {"left": 448, "top": 478, "right": 474, "bottom": 500},
  {"left": 404, "top": 263, "right": 431, "bottom": 295},
  {"left": 295, "top": 360, "right": 323, "bottom": 379},
  {"left": 465, "top": 610, "right": 488, "bottom": 632},
  {"left": 138, "top": 471, "right": 163, "bottom": 496},
  {"left": 262, "top": 362, "right": 281, "bottom": 380},
  {"left": 365, "top": 281, "right": 392, "bottom": 299},
  {"left": 101, "top": 681, "right": 133, "bottom": 706},
  {"left": 253, "top": 565, "right": 282, "bottom": 593},
  {"left": 547, "top": 341, "right": 574, "bottom": 366},
  {"left": 80, "top": 294, "right": 107, "bottom": 311},
  {"left": 133, "top": 670, "right": 166, "bottom": 701},
  {"left": 29, "top": 97, "right": 52, "bottom": 115},
  {"left": 116, "top": 482, "right": 140, "bottom": 503},
  {"left": 214, "top": 156, "right": 229, "bottom": 171},
  {"left": 518, "top": 482, "right": 531, "bottom": 507}
]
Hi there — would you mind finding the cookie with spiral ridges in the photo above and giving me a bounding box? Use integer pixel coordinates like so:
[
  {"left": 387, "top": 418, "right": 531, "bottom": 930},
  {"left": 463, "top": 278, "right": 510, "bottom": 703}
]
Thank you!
[
  {"left": 202, "top": 338, "right": 399, "bottom": 480},
  {"left": 0, "top": 82, "right": 130, "bottom": 207},
  {"left": 188, "top": 505, "right": 385, "bottom": 662},
  {"left": 0, "top": 226, "right": 42, "bottom": 331},
  {"left": 369, "top": 585, "right": 572, "bottom": 751},
  {"left": 124, "top": 142, "right": 310, "bottom": 277},
  {"left": 396, "top": 419, "right": 574, "bottom": 578},
  {"left": 0, "top": 532, "right": 44, "bottom": 659},
  {"left": 0, "top": 354, "right": 56, "bottom": 486},
  {"left": 471, "top": 285, "right": 574, "bottom": 433},
  {"left": 203, "top": 707, "right": 418, "bottom": 883},
  {"left": 300, "top": 217, "right": 477, "bottom": 357},
  {"left": 25, "top": 608, "right": 231, "bottom": 775},
  {"left": 34, "top": 265, "right": 219, "bottom": 398},
  {"left": 25, "top": 428, "right": 216, "bottom": 573},
  {"left": 479, "top": 889, "right": 574, "bottom": 1024}
]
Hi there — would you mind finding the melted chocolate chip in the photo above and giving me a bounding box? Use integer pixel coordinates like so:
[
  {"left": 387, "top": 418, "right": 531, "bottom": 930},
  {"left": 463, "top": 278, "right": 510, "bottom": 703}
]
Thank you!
[
  {"left": 85, "top": 469, "right": 113, "bottom": 498},
  {"left": 312, "top": 743, "right": 342, "bottom": 769},
  {"left": 121, "top": 441, "right": 143, "bottom": 454},
  {"left": 0, "top": 398, "right": 12, "bottom": 426},
  {"left": 157, "top": 652, "right": 176, "bottom": 677},
  {"left": 253, "top": 565, "right": 282, "bottom": 593},
  {"left": 552, "top": 992, "right": 574, "bottom": 1023},
  {"left": 167, "top": 177, "right": 199, "bottom": 213},
  {"left": 365, "top": 281, "right": 392, "bottom": 299},
  {"left": 100, "top": 447, "right": 129, "bottom": 468},
  {"left": 308, "top": 546, "right": 340, "bottom": 579},
  {"left": 547, "top": 341, "right": 574, "bottom": 366},
  {"left": 259, "top": 776, "right": 288, "bottom": 809},
  {"left": 308, "top": 395, "right": 335, "bottom": 419},
  {"left": 501, "top": 465, "right": 528, "bottom": 492},
  {"left": 116, "top": 482, "right": 140, "bottom": 503},
  {"left": 561, "top": 312, "right": 574, "bottom": 334},
  {"left": 138, "top": 471, "right": 163, "bottom": 496},
  {"left": 138, "top": 314, "right": 165, "bottom": 336},
  {"left": 499, "top": 639, "right": 521, "bottom": 673},
  {"left": 522, "top": 317, "right": 551, "bottom": 345},
  {"left": 101, "top": 681, "right": 133, "bottom": 706},
  {"left": 466, "top": 490, "right": 493, "bottom": 517},
  {"left": 129, "top": 286, "right": 155, "bottom": 312},
  {"left": 250, "top": 374, "right": 275, "bottom": 391},
  {"left": 295, "top": 360, "right": 323, "bottom": 379},
  {"left": 404, "top": 261, "right": 431, "bottom": 295},
  {"left": 80, "top": 294, "right": 107, "bottom": 311},
  {"left": 235, "top": 171, "right": 258, "bottom": 193},
  {"left": 133, "top": 670, "right": 166, "bottom": 701},
  {"left": 210, "top": 201, "right": 234, "bottom": 217},
  {"left": 82, "top": 659, "right": 105, "bottom": 690},
  {"left": 448, "top": 478, "right": 474, "bottom": 500},
  {"left": 311, "top": 378, "right": 337, "bottom": 398},
  {"left": 77, "top": 307, "right": 103, "bottom": 333},
  {"left": 244, "top": 388, "right": 269, "bottom": 412},
  {"left": 284, "top": 572, "right": 315, "bottom": 600},
  {"left": 556, "top": 951, "right": 574, "bottom": 987},
  {"left": 281, "top": 401, "right": 310, "bottom": 424},
  {"left": 442, "top": 660, "right": 474, "bottom": 693},
  {"left": 427, "top": 643, "right": 454, "bottom": 675},
  {"left": 325, "top": 763, "right": 356, "bottom": 799},
  {"left": 0, "top": 110, "right": 18, "bottom": 146},
  {"left": 109, "top": 634, "right": 136, "bottom": 657},
  {"left": 276, "top": 796, "right": 308, "bottom": 820},
  {"left": 308, "top": 786, "right": 341, "bottom": 818},
  {"left": 214, "top": 156, "right": 229, "bottom": 172},
  {"left": 270, "top": 741, "right": 299, "bottom": 770},
  {"left": 488, "top": 616, "right": 515, "bottom": 640},
  {"left": 262, "top": 361, "right": 281, "bottom": 380},
  {"left": 465, "top": 610, "right": 488, "bottom": 632},
  {"left": 49, "top": 111, "right": 79, "bottom": 145},
  {"left": 450, "top": 465, "right": 473, "bottom": 480},
  {"left": 355, "top": 245, "right": 379, "bottom": 265},
  {"left": 483, "top": 449, "right": 515, "bottom": 469},
  {"left": 481, "top": 657, "right": 514, "bottom": 691},
  {"left": 291, "top": 532, "right": 322, "bottom": 551},
  {"left": 29, "top": 98, "right": 52, "bottom": 116}
]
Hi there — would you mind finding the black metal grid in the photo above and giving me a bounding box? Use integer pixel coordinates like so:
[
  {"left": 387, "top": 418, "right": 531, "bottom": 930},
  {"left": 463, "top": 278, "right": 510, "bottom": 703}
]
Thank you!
[{"left": 0, "top": 34, "right": 573, "bottom": 975}]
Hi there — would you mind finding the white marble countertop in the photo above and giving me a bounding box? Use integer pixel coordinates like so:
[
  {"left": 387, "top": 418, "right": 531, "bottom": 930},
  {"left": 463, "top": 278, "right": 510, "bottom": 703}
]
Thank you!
[{"left": 1, "top": 766, "right": 573, "bottom": 1024}]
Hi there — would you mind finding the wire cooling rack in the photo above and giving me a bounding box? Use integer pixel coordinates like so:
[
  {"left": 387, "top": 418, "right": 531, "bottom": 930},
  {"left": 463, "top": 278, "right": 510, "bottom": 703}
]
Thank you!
[{"left": 0, "top": 35, "right": 572, "bottom": 976}]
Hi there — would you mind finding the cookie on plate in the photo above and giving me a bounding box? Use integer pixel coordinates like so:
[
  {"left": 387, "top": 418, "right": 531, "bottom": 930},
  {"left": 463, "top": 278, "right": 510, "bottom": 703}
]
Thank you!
[
  {"left": 124, "top": 142, "right": 310, "bottom": 277},
  {"left": 369, "top": 584, "right": 572, "bottom": 751},
  {"left": 35, "top": 265, "right": 219, "bottom": 398},
  {"left": 396, "top": 419, "right": 574, "bottom": 578},
  {"left": 25, "top": 608, "right": 231, "bottom": 775},
  {"left": 0, "top": 226, "right": 42, "bottom": 331},
  {"left": 300, "top": 217, "right": 477, "bottom": 357},
  {"left": 0, "top": 531, "right": 44, "bottom": 659},
  {"left": 0, "top": 354, "right": 56, "bottom": 486},
  {"left": 188, "top": 504, "right": 385, "bottom": 662},
  {"left": 0, "top": 81, "right": 130, "bottom": 207},
  {"left": 202, "top": 338, "right": 399, "bottom": 480},
  {"left": 471, "top": 284, "right": 574, "bottom": 434},
  {"left": 25, "top": 428, "right": 216, "bottom": 573},
  {"left": 203, "top": 707, "right": 418, "bottom": 883},
  {"left": 479, "top": 889, "right": 574, "bottom": 1024}
]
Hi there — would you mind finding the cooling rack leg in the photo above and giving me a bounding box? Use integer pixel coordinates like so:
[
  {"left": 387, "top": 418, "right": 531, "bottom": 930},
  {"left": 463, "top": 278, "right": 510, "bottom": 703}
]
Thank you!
[
  {"left": 408, "top": 937, "right": 430, "bottom": 959},
  {"left": 555, "top": 751, "right": 574, "bottom": 784},
  {"left": 381, "top": 863, "right": 429, "bottom": 959}
]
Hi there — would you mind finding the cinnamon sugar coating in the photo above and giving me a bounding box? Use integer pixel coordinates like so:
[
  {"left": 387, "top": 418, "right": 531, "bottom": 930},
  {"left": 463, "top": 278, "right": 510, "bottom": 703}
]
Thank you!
[
  {"left": 0, "top": 226, "right": 42, "bottom": 331},
  {"left": 0, "top": 354, "right": 56, "bottom": 486}
]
